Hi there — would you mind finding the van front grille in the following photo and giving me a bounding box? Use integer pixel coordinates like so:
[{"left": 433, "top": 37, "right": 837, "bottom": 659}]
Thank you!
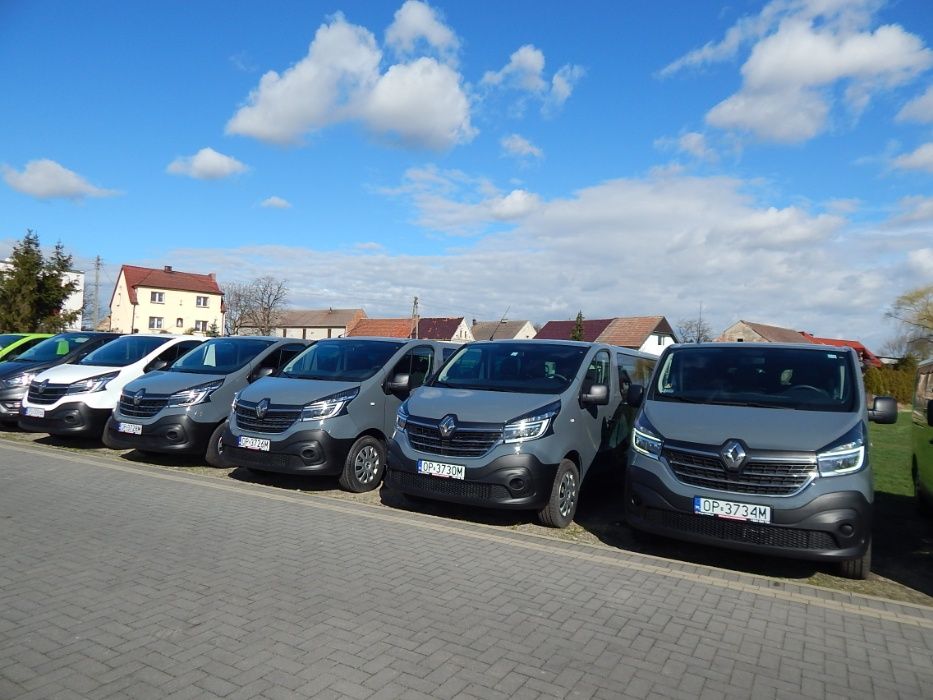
[
  {"left": 406, "top": 419, "right": 501, "bottom": 458},
  {"left": 664, "top": 448, "right": 817, "bottom": 497},
  {"left": 27, "top": 383, "right": 69, "bottom": 405},
  {"left": 235, "top": 400, "right": 301, "bottom": 434},
  {"left": 119, "top": 392, "right": 169, "bottom": 418},
  {"left": 387, "top": 470, "right": 510, "bottom": 501}
]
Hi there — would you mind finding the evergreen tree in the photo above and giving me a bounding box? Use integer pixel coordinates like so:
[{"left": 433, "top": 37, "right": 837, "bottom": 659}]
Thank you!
[
  {"left": 0, "top": 230, "right": 79, "bottom": 332},
  {"left": 570, "top": 311, "right": 585, "bottom": 341}
]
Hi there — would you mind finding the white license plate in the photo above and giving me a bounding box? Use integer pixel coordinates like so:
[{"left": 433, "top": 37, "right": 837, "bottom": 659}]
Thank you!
[
  {"left": 417, "top": 460, "right": 465, "bottom": 480},
  {"left": 694, "top": 497, "right": 771, "bottom": 524},
  {"left": 238, "top": 436, "right": 270, "bottom": 452},
  {"left": 22, "top": 407, "right": 44, "bottom": 418},
  {"left": 118, "top": 422, "right": 142, "bottom": 435}
]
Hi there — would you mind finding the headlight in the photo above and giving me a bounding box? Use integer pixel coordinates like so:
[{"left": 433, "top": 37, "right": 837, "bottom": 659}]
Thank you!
[
  {"left": 2, "top": 372, "right": 35, "bottom": 388},
  {"left": 67, "top": 372, "right": 119, "bottom": 394},
  {"left": 503, "top": 401, "right": 560, "bottom": 444},
  {"left": 632, "top": 412, "right": 663, "bottom": 459},
  {"left": 166, "top": 380, "right": 224, "bottom": 407},
  {"left": 300, "top": 387, "right": 359, "bottom": 421},
  {"left": 396, "top": 402, "right": 409, "bottom": 432},
  {"left": 817, "top": 423, "right": 865, "bottom": 476}
]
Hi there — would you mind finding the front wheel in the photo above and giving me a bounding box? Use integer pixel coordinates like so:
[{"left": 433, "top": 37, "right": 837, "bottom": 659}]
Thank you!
[
  {"left": 538, "top": 459, "right": 580, "bottom": 528},
  {"left": 101, "top": 416, "right": 121, "bottom": 450},
  {"left": 839, "top": 538, "right": 871, "bottom": 580},
  {"left": 205, "top": 420, "right": 229, "bottom": 468},
  {"left": 339, "top": 436, "right": 386, "bottom": 493}
]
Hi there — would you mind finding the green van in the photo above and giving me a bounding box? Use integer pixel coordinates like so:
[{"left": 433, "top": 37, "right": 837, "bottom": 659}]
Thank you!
[{"left": 0, "top": 333, "right": 52, "bottom": 362}]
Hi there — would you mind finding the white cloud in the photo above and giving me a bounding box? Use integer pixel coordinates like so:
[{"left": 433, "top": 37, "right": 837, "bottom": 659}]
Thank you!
[
  {"left": 891, "top": 195, "right": 933, "bottom": 223},
  {"left": 655, "top": 132, "right": 718, "bottom": 161},
  {"left": 908, "top": 248, "right": 933, "bottom": 277},
  {"left": 226, "top": 11, "right": 473, "bottom": 150},
  {"left": 166, "top": 148, "right": 248, "bottom": 180},
  {"left": 896, "top": 85, "right": 933, "bottom": 123},
  {"left": 260, "top": 196, "right": 292, "bottom": 209},
  {"left": 482, "top": 44, "right": 584, "bottom": 113},
  {"left": 501, "top": 134, "right": 543, "bottom": 159},
  {"left": 385, "top": 1, "right": 459, "bottom": 60},
  {"left": 2, "top": 159, "right": 119, "bottom": 200},
  {"left": 667, "top": 1, "right": 933, "bottom": 142},
  {"left": 892, "top": 142, "right": 933, "bottom": 172}
]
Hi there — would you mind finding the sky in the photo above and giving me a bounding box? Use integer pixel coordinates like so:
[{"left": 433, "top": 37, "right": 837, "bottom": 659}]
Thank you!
[{"left": 1, "top": 0, "right": 931, "bottom": 349}]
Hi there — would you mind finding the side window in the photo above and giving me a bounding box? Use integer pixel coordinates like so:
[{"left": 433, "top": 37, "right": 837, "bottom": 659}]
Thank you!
[
  {"left": 616, "top": 354, "right": 632, "bottom": 395},
  {"left": 584, "top": 350, "right": 611, "bottom": 389},
  {"left": 157, "top": 341, "right": 201, "bottom": 366},
  {"left": 259, "top": 343, "right": 307, "bottom": 371},
  {"left": 390, "top": 346, "right": 434, "bottom": 389}
]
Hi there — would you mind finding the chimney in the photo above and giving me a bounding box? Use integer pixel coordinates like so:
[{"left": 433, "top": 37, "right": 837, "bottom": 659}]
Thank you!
[
  {"left": 472, "top": 318, "right": 476, "bottom": 327},
  {"left": 208, "top": 272, "right": 215, "bottom": 280},
  {"left": 164, "top": 265, "right": 173, "bottom": 273}
]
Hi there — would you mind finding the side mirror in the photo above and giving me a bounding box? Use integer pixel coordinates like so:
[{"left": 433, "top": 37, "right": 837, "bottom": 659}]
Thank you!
[
  {"left": 249, "top": 366, "right": 275, "bottom": 383},
  {"left": 927, "top": 399, "right": 933, "bottom": 428},
  {"left": 626, "top": 383, "right": 644, "bottom": 408},
  {"left": 867, "top": 396, "right": 898, "bottom": 424},
  {"left": 387, "top": 373, "right": 411, "bottom": 393},
  {"left": 146, "top": 359, "right": 168, "bottom": 373},
  {"left": 581, "top": 383, "right": 609, "bottom": 406}
]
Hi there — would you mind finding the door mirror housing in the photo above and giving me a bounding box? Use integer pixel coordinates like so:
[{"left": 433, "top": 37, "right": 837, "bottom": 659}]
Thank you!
[
  {"left": 387, "top": 373, "right": 411, "bottom": 393},
  {"left": 626, "top": 383, "right": 644, "bottom": 408},
  {"left": 868, "top": 396, "right": 898, "bottom": 424},
  {"left": 249, "top": 366, "right": 275, "bottom": 383},
  {"left": 145, "top": 359, "right": 168, "bottom": 373},
  {"left": 581, "top": 383, "right": 609, "bottom": 406}
]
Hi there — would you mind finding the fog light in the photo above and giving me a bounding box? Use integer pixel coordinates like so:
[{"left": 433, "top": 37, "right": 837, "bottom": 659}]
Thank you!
[
  {"left": 509, "top": 477, "right": 526, "bottom": 492},
  {"left": 839, "top": 523, "right": 854, "bottom": 537}
]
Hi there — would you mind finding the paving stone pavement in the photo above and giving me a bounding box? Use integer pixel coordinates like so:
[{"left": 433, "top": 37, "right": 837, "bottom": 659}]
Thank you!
[{"left": 1, "top": 441, "right": 932, "bottom": 700}]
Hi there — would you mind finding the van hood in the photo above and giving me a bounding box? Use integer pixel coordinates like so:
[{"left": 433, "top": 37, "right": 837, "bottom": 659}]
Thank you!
[
  {"left": 644, "top": 401, "right": 861, "bottom": 452},
  {"left": 122, "top": 371, "right": 228, "bottom": 396},
  {"left": 0, "top": 359, "right": 51, "bottom": 379},
  {"left": 238, "top": 376, "right": 359, "bottom": 405},
  {"left": 406, "top": 386, "right": 562, "bottom": 424},
  {"left": 34, "top": 363, "right": 126, "bottom": 384}
]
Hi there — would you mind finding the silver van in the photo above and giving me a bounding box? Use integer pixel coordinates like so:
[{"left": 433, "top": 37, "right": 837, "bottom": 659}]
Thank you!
[
  {"left": 218, "top": 337, "right": 457, "bottom": 491},
  {"left": 103, "top": 337, "right": 312, "bottom": 464},
  {"left": 625, "top": 342, "right": 897, "bottom": 579},
  {"left": 387, "top": 340, "right": 656, "bottom": 527},
  {"left": 912, "top": 359, "right": 933, "bottom": 514}
]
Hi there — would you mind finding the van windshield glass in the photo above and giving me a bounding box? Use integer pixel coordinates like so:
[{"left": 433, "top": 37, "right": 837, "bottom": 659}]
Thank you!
[
  {"left": 170, "top": 339, "right": 275, "bottom": 374},
  {"left": 433, "top": 342, "right": 588, "bottom": 394},
  {"left": 78, "top": 336, "right": 170, "bottom": 367},
  {"left": 280, "top": 340, "right": 405, "bottom": 381},
  {"left": 651, "top": 346, "right": 857, "bottom": 412},
  {"left": 0, "top": 334, "right": 24, "bottom": 348},
  {"left": 15, "top": 333, "right": 99, "bottom": 363}
]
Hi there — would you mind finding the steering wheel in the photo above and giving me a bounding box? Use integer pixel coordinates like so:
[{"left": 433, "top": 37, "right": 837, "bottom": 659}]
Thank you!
[
  {"left": 549, "top": 373, "right": 569, "bottom": 383},
  {"left": 784, "top": 384, "right": 830, "bottom": 397}
]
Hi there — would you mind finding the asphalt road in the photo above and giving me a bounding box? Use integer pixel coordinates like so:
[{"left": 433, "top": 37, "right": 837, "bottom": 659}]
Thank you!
[{"left": 2, "top": 441, "right": 932, "bottom": 699}]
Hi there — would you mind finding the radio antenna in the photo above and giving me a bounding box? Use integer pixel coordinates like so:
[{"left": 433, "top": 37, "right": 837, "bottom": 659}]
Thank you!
[{"left": 489, "top": 305, "right": 510, "bottom": 340}]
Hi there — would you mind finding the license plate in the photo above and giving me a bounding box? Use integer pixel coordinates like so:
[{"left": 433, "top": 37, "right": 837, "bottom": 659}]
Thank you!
[
  {"left": 238, "top": 436, "right": 270, "bottom": 452},
  {"left": 22, "top": 407, "right": 44, "bottom": 418},
  {"left": 417, "top": 460, "right": 465, "bottom": 480},
  {"left": 117, "top": 422, "right": 142, "bottom": 435},
  {"left": 694, "top": 497, "right": 771, "bottom": 524}
]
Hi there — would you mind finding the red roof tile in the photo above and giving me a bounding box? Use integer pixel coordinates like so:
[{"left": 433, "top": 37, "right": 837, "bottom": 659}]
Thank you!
[
  {"left": 346, "top": 318, "right": 414, "bottom": 338},
  {"left": 115, "top": 265, "right": 223, "bottom": 305},
  {"left": 535, "top": 319, "right": 614, "bottom": 342},
  {"left": 416, "top": 317, "right": 464, "bottom": 340},
  {"left": 801, "top": 334, "right": 882, "bottom": 368},
  {"left": 597, "top": 316, "right": 674, "bottom": 348}
]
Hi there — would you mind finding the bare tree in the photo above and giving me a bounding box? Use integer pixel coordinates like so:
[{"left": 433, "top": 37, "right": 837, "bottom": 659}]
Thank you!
[
  {"left": 248, "top": 276, "right": 288, "bottom": 336},
  {"left": 676, "top": 316, "right": 713, "bottom": 344},
  {"left": 885, "top": 284, "right": 933, "bottom": 360},
  {"left": 223, "top": 281, "right": 251, "bottom": 335}
]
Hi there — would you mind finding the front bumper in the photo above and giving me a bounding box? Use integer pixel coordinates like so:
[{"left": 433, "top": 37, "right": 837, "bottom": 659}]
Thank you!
[
  {"left": 386, "top": 439, "right": 559, "bottom": 509},
  {"left": 18, "top": 402, "right": 112, "bottom": 438},
  {"left": 0, "top": 387, "right": 26, "bottom": 423},
  {"left": 625, "top": 463, "right": 871, "bottom": 562},
  {"left": 219, "top": 425, "right": 355, "bottom": 476},
  {"left": 105, "top": 413, "right": 217, "bottom": 454}
]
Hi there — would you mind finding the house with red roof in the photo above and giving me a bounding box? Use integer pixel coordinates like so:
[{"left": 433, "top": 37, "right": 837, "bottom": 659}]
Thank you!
[
  {"left": 346, "top": 316, "right": 474, "bottom": 342},
  {"left": 716, "top": 320, "right": 812, "bottom": 344},
  {"left": 109, "top": 265, "right": 224, "bottom": 335},
  {"left": 535, "top": 316, "right": 677, "bottom": 356}
]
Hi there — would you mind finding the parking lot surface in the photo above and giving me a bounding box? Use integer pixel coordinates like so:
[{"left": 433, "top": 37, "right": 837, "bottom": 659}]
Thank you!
[{"left": 2, "top": 441, "right": 933, "bottom": 700}]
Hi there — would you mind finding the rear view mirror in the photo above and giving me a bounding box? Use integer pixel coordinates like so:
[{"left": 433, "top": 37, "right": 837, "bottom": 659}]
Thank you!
[
  {"left": 626, "top": 384, "right": 644, "bottom": 408},
  {"left": 581, "top": 383, "right": 609, "bottom": 406},
  {"left": 146, "top": 359, "right": 168, "bottom": 373},
  {"left": 249, "top": 366, "right": 275, "bottom": 383},
  {"left": 387, "top": 373, "right": 411, "bottom": 393},
  {"left": 867, "top": 396, "right": 897, "bottom": 424}
]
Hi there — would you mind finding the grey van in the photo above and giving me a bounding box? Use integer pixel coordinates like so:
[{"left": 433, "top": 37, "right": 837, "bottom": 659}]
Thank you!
[
  {"left": 103, "top": 337, "right": 312, "bottom": 464},
  {"left": 387, "top": 340, "right": 656, "bottom": 527},
  {"left": 912, "top": 358, "right": 933, "bottom": 514},
  {"left": 625, "top": 342, "right": 897, "bottom": 579},
  {"left": 218, "top": 337, "right": 457, "bottom": 492}
]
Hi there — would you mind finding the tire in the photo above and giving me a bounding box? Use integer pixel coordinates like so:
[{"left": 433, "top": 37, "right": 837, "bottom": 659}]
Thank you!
[
  {"left": 839, "top": 538, "right": 871, "bottom": 580},
  {"left": 338, "top": 436, "right": 386, "bottom": 493},
  {"left": 101, "top": 416, "right": 121, "bottom": 450},
  {"left": 205, "top": 421, "right": 229, "bottom": 468},
  {"left": 538, "top": 459, "right": 580, "bottom": 528}
]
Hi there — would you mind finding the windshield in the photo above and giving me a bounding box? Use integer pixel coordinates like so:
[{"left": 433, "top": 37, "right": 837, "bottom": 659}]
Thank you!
[
  {"left": 651, "top": 346, "right": 857, "bottom": 412},
  {"left": 0, "top": 334, "right": 24, "bottom": 348},
  {"left": 281, "top": 339, "right": 405, "bottom": 381},
  {"left": 15, "top": 333, "right": 101, "bottom": 363},
  {"left": 433, "top": 342, "right": 588, "bottom": 394},
  {"left": 78, "top": 336, "right": 170, "bottom": 367},
  {"left": 170, "top": 338, "right": 275, "bottom": 374}
]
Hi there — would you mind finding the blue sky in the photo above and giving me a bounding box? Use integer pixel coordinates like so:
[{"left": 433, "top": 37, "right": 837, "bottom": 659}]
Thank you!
[{"left": 1, "top": 0, "right": 931, "bottom": 348}]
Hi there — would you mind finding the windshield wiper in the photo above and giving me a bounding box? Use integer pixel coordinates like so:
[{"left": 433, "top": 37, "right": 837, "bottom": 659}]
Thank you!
[
  {"left": 661, "top": 395, "right": 705, "bottom": 403},
  {"left": 707, "top": 399, "right": 792, "bottom": 409}
]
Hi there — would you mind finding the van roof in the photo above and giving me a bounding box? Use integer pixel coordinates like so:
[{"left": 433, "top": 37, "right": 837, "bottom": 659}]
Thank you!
[{"left": 677, "top": 341, "right": 857, "bottom": 355}]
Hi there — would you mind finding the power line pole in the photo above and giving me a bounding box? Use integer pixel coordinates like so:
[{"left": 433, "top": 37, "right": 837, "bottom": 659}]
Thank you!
[
  {"left": 93, "top": 255, "right": 102, "bottom": 329},
  {"left": 411, "top": 296, "right": 419, "bottom": 339}
]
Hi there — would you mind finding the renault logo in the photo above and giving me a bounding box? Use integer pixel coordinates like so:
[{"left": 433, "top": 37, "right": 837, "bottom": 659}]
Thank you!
[
  {"left": 256, "top": 398, "right": 270, "bottom": 420},
  {"left": 438, "top": 414, "right": 456, "bottom": 438},
  {"left": 720, "top": 439, "right": 747, "bottom": 472},
  {"left": 36, "top": 380, "right": 47, "bottom": 394},
  {"left": 133, "top": 389, "right": 145, "bottom": 407}
]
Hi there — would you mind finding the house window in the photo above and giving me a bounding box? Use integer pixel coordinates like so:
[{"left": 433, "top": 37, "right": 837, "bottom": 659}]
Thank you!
[
  {"left": 194, "top": 320, "right": 208, "bottom": 333},
  {"left": 148, "top": 317, "right": 164, "bottom": 329},
  {"left": 176, "top": 318, "right": 184, "bottom": 328},
  {"left": 196, "top": 296, "right": 209, "bottom": 308},
  {"left": 150, "top": 291, "right": 165, "bottom": 304}
]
